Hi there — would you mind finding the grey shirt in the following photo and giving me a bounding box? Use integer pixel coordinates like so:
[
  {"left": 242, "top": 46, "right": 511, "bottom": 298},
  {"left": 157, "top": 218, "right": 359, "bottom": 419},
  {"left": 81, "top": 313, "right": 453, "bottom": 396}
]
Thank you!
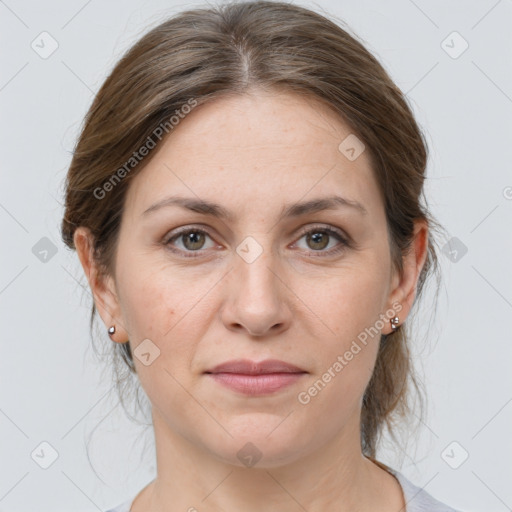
[
  {"left": 389, "top": 468, "right": 461, "bottom": 511},
  {"left": 105, "top": 468, "right": 461, "bottom": 511}
]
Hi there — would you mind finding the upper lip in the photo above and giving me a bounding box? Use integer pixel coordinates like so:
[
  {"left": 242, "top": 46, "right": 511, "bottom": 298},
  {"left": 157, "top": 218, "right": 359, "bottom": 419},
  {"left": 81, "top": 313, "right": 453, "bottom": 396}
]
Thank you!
[{"left": 205, "top": 359, "right": 306, "bottom": 375}]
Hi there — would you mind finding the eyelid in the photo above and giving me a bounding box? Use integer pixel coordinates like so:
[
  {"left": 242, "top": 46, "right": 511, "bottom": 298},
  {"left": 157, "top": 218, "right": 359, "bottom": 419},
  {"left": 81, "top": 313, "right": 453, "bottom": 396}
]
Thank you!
[{"left": 294, "top": 223, "right": 350, "bottom": 244}]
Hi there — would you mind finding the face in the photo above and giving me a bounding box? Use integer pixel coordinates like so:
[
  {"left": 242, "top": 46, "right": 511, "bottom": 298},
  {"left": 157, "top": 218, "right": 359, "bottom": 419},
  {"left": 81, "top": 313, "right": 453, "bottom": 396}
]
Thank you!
[{"left": 77, "top": 89, "right": 424, "bottom": 468}]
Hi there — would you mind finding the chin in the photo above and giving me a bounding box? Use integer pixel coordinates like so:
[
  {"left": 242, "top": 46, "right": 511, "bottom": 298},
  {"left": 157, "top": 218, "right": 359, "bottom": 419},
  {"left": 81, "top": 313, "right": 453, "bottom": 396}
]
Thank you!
[{"left": 203, "top": 423, "right": 308, "bottom": 469}]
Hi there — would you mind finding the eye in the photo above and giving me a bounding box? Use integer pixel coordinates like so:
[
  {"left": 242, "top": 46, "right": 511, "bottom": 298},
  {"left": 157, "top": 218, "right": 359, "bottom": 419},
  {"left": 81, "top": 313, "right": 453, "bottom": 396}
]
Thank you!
[
  {"left": 293, "top": 225, "right": 350, "bottom": 256},
  {"left": 163, "top": 224, "right": 351, "bottom": 259},
  {"left": 164, "top": 227, "right": 217, "bottom": 257}
]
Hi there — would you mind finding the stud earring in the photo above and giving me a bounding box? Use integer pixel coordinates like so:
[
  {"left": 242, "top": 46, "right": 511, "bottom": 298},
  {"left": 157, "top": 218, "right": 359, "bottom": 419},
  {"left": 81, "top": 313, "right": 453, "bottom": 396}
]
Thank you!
[
  {"left": 390, "top": 316, "right": 400, "bottom": 330},
  {"left": 108, "top": 325, "right": 116, "bottom": 337}
]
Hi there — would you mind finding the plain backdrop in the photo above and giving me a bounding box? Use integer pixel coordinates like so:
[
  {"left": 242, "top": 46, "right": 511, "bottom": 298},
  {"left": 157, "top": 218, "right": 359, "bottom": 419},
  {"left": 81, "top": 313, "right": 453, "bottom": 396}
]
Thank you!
[{"left": 1, "top": 1, "right": 511, "bottom": 511}]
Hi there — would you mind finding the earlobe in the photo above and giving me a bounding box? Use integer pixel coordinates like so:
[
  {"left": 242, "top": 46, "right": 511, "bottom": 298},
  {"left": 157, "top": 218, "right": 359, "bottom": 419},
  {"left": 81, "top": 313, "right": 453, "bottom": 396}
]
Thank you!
[{"left": 73, "top": 227, "right": 129, "bottom": 343}]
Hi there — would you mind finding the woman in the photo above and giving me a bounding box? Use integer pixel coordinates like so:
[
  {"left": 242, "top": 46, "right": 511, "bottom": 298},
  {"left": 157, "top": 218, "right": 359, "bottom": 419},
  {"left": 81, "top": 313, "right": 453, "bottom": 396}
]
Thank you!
[{"left": 61, "top": 1, "right": 461, "bottom": 511}]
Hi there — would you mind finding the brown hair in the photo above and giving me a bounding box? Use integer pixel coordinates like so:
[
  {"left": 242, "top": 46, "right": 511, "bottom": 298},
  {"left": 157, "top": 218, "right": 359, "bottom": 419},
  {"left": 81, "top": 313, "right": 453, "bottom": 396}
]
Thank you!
[{"left": 61, "top": 0, "right": 442, "bottom": 460}]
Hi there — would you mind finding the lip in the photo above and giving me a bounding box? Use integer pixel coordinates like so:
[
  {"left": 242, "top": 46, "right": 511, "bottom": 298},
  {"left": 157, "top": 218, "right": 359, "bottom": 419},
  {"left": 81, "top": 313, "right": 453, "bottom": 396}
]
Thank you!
[
  {"left": 204, "top": 359, "right": 307, "bottom": 396},
  {"left": 205, "top": 358, "right": 306, "bottom": 375}
]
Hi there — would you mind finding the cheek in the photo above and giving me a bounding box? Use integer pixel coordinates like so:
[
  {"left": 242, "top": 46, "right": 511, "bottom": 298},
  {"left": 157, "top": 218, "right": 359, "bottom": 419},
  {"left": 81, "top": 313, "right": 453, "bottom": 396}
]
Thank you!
[
  {"left": 117, "top": 253, "right": 197, "bottom": 338},
  {"left": 119, "top": 271, "right": 199, "bottom": 410},
  {"left": 118, "top": 261, "right": 216, "bottom": 377},
  {"left": 298, "top": 259, "right": 389, "bottom": 344},
  {"left": 118, "top": 274, "right": 172, "bottom": 340},
  {"left": 292, "top": 258, "right": 388, "bottom": 400},
  {"left": 294, "top": 278, "right": 383, "bottom": 432}
]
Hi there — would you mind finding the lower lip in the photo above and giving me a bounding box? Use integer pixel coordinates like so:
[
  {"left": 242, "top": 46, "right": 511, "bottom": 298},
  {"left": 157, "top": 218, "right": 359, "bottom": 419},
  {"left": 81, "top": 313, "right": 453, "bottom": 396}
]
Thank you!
[{"left": 206, "top": 372, "right": 306, "bottom": 395}]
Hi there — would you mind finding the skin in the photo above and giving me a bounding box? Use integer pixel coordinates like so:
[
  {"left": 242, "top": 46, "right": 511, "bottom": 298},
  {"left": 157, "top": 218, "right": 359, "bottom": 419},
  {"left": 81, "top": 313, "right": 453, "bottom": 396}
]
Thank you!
[{"left": 75, "top": 88, "right": 428, "bottom": 512}]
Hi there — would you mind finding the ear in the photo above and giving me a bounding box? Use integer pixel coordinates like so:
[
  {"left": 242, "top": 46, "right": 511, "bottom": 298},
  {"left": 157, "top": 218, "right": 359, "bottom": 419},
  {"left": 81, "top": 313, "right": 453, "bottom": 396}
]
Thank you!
[
  {"left": 382, "top": 219, "right": 429, "bottom": 334},
  {"left": 73, "top": 226, "right": 129, "bottom": 343}
]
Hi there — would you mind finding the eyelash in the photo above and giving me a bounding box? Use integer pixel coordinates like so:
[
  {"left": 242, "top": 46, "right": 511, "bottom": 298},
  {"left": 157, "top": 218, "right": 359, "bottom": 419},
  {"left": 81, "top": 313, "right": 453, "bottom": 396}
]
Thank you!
[{"left": 163, "top": 224, "right": 351, "bottom": 259}]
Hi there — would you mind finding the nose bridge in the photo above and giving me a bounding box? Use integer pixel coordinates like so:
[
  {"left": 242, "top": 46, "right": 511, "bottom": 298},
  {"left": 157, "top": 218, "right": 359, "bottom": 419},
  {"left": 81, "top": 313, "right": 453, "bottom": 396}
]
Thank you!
[{"left": 235, "top": 235, "right": 281, "bottom": 302}]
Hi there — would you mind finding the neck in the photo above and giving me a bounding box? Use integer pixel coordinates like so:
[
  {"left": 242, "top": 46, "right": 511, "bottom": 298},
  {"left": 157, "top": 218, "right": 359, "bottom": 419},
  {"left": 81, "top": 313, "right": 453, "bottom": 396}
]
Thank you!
[{"left": 133, "top": 407, "right": 404, "bottom": 512}]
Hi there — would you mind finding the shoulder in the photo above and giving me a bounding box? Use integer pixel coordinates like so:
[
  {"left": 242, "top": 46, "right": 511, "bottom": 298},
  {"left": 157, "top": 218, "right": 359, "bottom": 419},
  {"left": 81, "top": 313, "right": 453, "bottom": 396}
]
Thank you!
[{"left": 388, "top": 468, "right": 462, "bottom": 512}]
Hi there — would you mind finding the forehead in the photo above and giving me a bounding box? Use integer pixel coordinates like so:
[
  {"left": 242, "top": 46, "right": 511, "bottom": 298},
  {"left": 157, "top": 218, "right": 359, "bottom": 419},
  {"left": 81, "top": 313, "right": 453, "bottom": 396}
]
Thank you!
[{"left": 123, "top": 89, "right": 383, "bottom": 221}]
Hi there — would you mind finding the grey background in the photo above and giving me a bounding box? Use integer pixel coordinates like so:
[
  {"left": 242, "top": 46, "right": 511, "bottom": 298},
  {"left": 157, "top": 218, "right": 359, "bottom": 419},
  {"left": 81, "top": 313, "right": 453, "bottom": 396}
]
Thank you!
[{"left": 1, "top": 0, "right": 511, "bottom": 511}]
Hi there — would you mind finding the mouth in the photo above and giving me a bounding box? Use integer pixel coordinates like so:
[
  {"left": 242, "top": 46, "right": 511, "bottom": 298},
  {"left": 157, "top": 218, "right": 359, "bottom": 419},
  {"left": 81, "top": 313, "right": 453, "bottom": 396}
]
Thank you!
[{"left": 204, "top": 359, "right": 307, "bottom": 395}]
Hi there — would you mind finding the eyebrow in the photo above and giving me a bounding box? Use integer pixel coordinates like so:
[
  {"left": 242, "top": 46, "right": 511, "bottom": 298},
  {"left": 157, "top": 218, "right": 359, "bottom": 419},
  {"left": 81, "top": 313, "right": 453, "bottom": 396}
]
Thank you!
[{"left": 142, "top": 194, "right": 368, "bottom": 221}]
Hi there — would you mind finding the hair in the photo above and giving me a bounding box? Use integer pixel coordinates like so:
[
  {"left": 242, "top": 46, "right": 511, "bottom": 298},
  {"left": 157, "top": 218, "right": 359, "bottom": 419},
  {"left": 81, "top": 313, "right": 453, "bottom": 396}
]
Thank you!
[{"left": 61, "top": 0, "right": 443, "bottom": 462}]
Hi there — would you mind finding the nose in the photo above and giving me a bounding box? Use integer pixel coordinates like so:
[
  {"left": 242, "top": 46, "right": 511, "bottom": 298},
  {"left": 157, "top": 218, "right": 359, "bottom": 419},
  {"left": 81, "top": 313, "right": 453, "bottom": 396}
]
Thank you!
[{"left": 220, "top": 244, "right": 293, "bottom": 338}]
